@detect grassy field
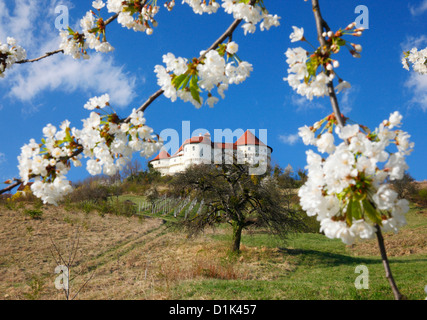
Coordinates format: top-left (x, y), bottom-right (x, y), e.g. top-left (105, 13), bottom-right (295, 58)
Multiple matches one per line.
top-left (0, 197), bottom-right (426, 300)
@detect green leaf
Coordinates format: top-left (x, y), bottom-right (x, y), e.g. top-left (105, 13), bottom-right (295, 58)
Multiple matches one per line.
top-left (345, 198), bottom-right (362, 226)
top-left (306, 59), bottom-right (318, 78)
top-left (180, 75), bottom-right (191, 90)
top-left (88, 27), bottom-right (100, 34)
top-left (172, 74), bottom-right (188, 89)
top-left (351, 199), bottom-right (363, 220)
top-left (336, 38), bottom-right (346, 47)
top-left (362, 200), bottom-right (383, 226)
top-left (190, 76), bottom-right (201, 104)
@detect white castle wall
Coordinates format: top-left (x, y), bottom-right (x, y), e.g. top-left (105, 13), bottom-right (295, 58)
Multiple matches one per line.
top-left (150, 137), bottom-right (271, 176)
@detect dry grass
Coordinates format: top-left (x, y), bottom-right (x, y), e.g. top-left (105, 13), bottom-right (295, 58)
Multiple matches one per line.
top-left (0, 204), bottom-right (165, 300)
top-left (0, 203), bottom-right (294, 300)
top-left (349, 210), bottom-right (427, 257)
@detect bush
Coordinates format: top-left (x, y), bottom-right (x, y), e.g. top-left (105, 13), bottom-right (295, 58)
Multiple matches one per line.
top-left (415, 188), bottom-right (427, 206)
top-left (74, 198), bottom-right (137, 217)
top-left (66, 183), bottom-right (110, 204)
top-left (390, 172), bottom-right (418, 199)
top-left (23, 209), bottom-right (43, 219)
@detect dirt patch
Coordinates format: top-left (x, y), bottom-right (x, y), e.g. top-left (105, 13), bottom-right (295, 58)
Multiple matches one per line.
top-left (350, 225), bottom-right (427, 257)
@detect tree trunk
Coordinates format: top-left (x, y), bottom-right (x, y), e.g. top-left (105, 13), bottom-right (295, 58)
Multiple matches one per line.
top-left (375, 225), bottom-right (404, 300)
top-left (231, 221), bottom-right (244, 253)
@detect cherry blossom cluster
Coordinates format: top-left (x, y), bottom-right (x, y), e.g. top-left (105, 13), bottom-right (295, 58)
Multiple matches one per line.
top-left (17, 94), bottom-right (162, 205)
top-left (221, 0), bottom-right (280, 35)
top-left (182, 0), bottom-right (220, 14)
top-left (402, 47), bottom-right (427, 75)
top-left (284, 23), bottom-right (364, 100)
top-left (60, 0), bottom-right (161, 59)
top-left (0, 37), bottom-right (26, 78)
top-left (298, 111), bottom-right (414, 245)
top-left (60, 2), bottom-right (117, 59)
top-left (181, 0), bottom-right (280, 34)
top-left (155, 41), bottom-right (252, 108)
top-left (18, 120), bottom-right (79, 205)
top-left (106, 0), bottom-right (159, 33)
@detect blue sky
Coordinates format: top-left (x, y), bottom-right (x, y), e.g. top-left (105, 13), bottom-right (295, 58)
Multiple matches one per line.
top-left (1, 0), bottom-right (427, 190)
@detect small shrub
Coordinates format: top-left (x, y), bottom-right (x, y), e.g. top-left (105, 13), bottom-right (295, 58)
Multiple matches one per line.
top-left (23, 209), bottom-right (43, 220)
top-left (390, 172), bottom-right (417, 199)
top-left (415, 188), bottom-right (427, 206)
top-left (77, 201), bottom-right (97, 214)
top-left (109, 199), bottom-right (137, 217)
top-left (24, 276), bottom-right (45, 300)
top-left (67, 184), bottom-right (110, 204)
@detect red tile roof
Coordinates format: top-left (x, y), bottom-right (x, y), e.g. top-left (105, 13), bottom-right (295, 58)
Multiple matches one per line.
top-left (235, 130), bottom-right (266, 147)
top-left (151, 150), bottom-right (171, 161)
top-left (213, 142), bottom-right (237, 150)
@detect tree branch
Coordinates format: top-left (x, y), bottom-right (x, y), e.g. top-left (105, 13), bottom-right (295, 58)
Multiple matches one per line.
top-left (311, 0), bottom-right (345, 128)
top-left (0, 179), bottom-right (22, 195)
top-left (1, 15), bottom-right (246, 196)
top-left (16, 49), bottom-right (64, 64)
top-left (15, 13), bottom-right (119, 65)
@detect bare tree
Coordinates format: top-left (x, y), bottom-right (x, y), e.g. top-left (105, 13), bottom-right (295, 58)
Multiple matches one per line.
top-left (172, 163), bottom-right (306, 252)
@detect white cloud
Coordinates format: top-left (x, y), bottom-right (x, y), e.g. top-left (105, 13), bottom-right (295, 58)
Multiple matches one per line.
top-left (279, 133), bottom-right (300, 146)
top-left (8, 52), bottom-right (137, 108)
top-left (337, 87), bottom-right (357, 115)
top-left (401, 35), bottom-right (427, 52)
top-left (0, 0), bottom-right (138, 109)
top-left (409, 0), bottom-right (427, 16)
top-left (290, 94), bottom-right (325, 112)
top-left (405, 73), bottom-right (427, 111)
top-left (401, 36), bottom-right (427, 111)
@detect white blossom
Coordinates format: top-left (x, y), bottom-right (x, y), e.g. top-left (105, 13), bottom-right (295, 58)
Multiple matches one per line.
top-left (0, 37), bottom-right (27, 77)
top-left (402, 47), bottom-right (427, 75)
top-left (290, 26), bottom-right (304, 42)
top-left (299, 111), bottom-right (413, 244)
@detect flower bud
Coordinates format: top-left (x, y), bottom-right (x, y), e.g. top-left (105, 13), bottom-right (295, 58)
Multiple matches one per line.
top-left (346, 22), bottom-right (356, 30)
top-left (353, 44), bottom-right (362, 52)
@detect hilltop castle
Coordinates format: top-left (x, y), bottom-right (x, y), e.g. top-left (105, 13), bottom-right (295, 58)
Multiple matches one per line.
top-left (149, 130), bottom-right (272, 176)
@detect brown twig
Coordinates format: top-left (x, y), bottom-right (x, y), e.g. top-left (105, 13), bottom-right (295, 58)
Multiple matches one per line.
top-left (16, 49), bottom-right (64, 64)
top-left (15, 13), bottom-right (119, 65)
top-left (0, 179), bottom-right (22, 194)
top-left (311, 0), bottom-right (345, 128)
